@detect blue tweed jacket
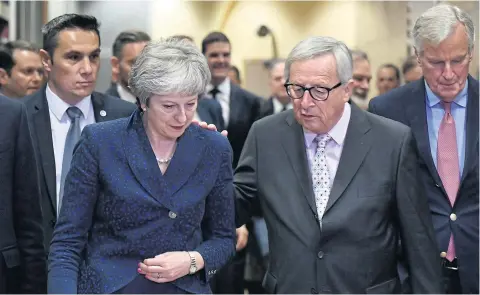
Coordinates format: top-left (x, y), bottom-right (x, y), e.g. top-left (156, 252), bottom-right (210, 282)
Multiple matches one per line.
top-left (48, 109), bottom-right (236, 294)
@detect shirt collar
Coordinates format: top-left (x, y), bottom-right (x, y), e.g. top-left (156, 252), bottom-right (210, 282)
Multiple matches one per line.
top-left (425, 79), bottom-right (468, 108)
top-left (304, 102), bottom-right (351, 148)
top-left (272, 97), bottom-right (293, 113)
top-left (116, 83), bottom-right (137, 104)
top-left (206, 78), bottom-right (230, 96)
top-left (45, 84), bottom-right (92, 121)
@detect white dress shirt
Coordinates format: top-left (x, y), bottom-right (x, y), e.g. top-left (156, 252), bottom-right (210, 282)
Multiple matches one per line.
top-left (272, 97), bottom-right (293, 114)
top-left (206, 78), bottom-right (231, 127)
top-left (117, 83), bottom-right (137, 104)
top-left (304, 102), bottom-right (351, 186)
top-left (45, 85), bottom-right (96, 211)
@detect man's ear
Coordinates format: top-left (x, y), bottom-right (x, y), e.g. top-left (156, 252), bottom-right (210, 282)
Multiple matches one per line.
top-left (111, 56), bottom-right (120, 75)
top-left (0, 68), bottom-right (9, 86)
top-left (39, 49), bottom-right (52, 73)
top-left (342, 79), bottom-right (354, 102)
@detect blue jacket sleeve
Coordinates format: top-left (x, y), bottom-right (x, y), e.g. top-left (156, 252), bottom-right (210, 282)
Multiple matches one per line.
top-left (195, 140), bottom-right (236, 282)
top-left (48, 126), bottom-right (99, 294)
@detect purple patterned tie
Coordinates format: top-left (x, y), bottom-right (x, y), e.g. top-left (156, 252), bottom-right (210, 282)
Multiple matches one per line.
top-left (437, 102), bottom-right (459, 262)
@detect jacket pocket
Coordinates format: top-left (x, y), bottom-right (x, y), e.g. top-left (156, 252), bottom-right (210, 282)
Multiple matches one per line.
top-left (1, 246), bottom-right (21, 268)
top-left (262, 271), bottom-right (277, 293)
top-left (366, 277), bottom-right (399, 294)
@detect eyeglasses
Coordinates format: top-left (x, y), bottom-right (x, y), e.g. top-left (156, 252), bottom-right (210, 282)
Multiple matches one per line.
top-left (284, 82), bottom-right (342, 101)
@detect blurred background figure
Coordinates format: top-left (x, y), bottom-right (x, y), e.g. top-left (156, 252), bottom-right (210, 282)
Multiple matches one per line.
top-left (228, 65), bottom-right (241, 85)
top-left (349, 49), bottom-right (371, 110)
top-left (402, 55), bottom-right (423, 84)
top-left (376, 63), bottom-right (401, 95)
top-left (0, 40), bottom-right (44, 98)
top-left (106, 30), bottom-right (151, 103)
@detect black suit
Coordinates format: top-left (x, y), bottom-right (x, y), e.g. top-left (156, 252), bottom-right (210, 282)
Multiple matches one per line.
top-left (22, 86), bottom-right (136, 253)
top-left (257, 97), bottom-right (275, 120)
top-left (226, 83), bottom-right (262, 168)
top-left (369, 76), bottom-right (479, 294)
top-left (234, 105), bottom-right (443, 293)
top-left (0, 96), bottom-right (46, 293)
top-left (105, 83), bottom-right (120, 98)
top-left (197, 97), bottom-right (225, 131)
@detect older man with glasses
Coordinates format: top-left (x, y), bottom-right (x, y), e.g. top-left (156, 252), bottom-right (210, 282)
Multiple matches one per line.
top-left (231, 36), bottom-right (443, 293)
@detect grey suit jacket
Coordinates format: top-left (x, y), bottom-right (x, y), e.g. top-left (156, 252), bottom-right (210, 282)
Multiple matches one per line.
top-left (234, 105), bottom-right (443, 293)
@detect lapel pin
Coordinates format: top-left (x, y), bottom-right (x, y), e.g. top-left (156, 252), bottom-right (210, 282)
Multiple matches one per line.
top-left (100, 110), bottom-right (107, 117)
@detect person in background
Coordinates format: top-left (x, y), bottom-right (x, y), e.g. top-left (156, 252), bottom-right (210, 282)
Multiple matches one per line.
top-left (48, 38), bottom-right (236, 294)
top-left (349, 49), bottom-right (371, 110)
top-left (402, 55), bottom-right (423, 84)
top-left (376, 63), bottom-right (401, 95)
top-left (22, 14), bottom-right (136, 254)
top-left (228, 65), bottom-right (241, 86)
top-left (0, 40), bottom-right (44, 98)
top-left (0, 95), bottom-right (46, 294)
top-left (369, 4), bottom-right (478, 293)
top-left (106, 30), bottom-right (151, 103)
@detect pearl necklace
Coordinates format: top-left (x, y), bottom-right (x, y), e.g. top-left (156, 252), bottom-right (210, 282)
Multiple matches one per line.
top-left (156, 156), bottom-right (172, 164)
top-left (155, 142), bottom-right (177, 165)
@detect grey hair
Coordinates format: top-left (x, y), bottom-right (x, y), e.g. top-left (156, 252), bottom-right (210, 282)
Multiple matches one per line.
top-left (129, 38), bottom-right (211, 105)
top-left (413, 4), bottom-right (475, 53)
top-left (285, 36), bottom-right (353, 84)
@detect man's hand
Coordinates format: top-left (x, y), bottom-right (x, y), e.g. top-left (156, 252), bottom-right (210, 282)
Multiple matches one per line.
top-left (236, 225), bottom-right (249, 251)
top-left (192, 120), bottom-right (228, 137)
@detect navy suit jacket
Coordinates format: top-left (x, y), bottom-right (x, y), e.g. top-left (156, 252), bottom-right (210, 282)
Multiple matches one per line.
top-left (48, 110), bottom-right (236, 294)
top-left (369, 76), bottom-right (479, 293)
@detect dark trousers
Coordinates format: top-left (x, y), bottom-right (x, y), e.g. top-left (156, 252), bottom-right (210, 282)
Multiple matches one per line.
top-left (442, 258), bottom-right (462, 294)
top-left (210, 249), bottom-right (246, 294)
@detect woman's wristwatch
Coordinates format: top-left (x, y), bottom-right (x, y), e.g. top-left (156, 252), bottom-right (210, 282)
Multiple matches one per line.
top-left (187, 251), bottom-right (197, 274)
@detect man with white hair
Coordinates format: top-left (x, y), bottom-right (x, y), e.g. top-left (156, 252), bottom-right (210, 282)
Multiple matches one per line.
top-left (369, 4), bottom-right (478, 294)
top-left (234, 36), bottom-right (443, 293)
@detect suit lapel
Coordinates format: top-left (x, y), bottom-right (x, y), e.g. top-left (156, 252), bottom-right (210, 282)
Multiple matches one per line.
top-left (324, 105), bottom-right (372, 213)
top-left (163, 125), bottom-right (206, 198)
top-left (31, 88), bottom-right (57, 212)
top-left (122, 110), bottom-right (173, 209)
top-left (91, 92), bottom-right (109, 122)
top-left (461, 76), bottom-right (479, 183)
top-left (122, 111), bottom-right (205, 209)
top-left (404, 80), bottom-right (445, 191)
top-left (281, 112), bottom-right (317, 216)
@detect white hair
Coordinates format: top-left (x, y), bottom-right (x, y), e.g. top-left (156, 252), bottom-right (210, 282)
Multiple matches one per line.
top-left (413, 4), bottom-right (475, 53)
top-left (285, 36), bottom-right (353, 84)
top-left (129, 38), bottom-right (211, 105)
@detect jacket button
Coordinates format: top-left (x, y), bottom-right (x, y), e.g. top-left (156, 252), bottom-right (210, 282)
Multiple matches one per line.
top-left (450, 213), bottom-right (457, 221)
top-left (440, 251), bottom-right (447, 258)
top-left (311, 288), bottom-right (318, 294)
top-left (317, 251), bottom-right (324, 259)
top-left (168, 211), bottom-right (177, 219)
top-left (435, 183), bottom-right (441, 188)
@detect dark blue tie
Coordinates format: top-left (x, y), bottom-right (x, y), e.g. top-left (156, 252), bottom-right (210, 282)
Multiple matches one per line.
top-left (58, 106), bottom-right (82, 215)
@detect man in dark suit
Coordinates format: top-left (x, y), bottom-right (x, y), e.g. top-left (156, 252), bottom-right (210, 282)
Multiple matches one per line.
top-left (234, 36), bottom-right (443, 293)
top-left (105, 30), bottom-right (151, 103)
top-left (0, 95), bottom-right (46, 293)
top-left (22, 14), bottom-right (136, 254)
top-left (369, 4), bottom-right (478, 294)
top-left (258, 59), bottom-right (292, 119)
top-left (201, 31), bottom-right (261, 294)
